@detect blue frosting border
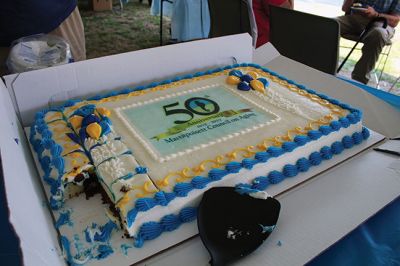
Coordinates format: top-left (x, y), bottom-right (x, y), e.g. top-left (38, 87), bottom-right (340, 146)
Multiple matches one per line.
top-left (133, 207), bottom-right (197, 248)
top-left (30, 110), bottom-right (72, 210)
top-left (132, 127), bottom-right (369, 247)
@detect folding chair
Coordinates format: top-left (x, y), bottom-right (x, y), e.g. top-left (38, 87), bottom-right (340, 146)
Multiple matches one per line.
top-left (207, 0), bottom-right (255, 42)
top-left (158, 0), bottom-right (173, 45)
top-left (269, 6), bottom-right (340, 75)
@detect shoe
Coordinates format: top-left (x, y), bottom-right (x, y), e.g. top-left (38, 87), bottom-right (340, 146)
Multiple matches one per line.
top-left (351, 74), bottom-right (368, 85)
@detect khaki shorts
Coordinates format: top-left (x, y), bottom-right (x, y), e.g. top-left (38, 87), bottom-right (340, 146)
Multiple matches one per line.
top-left (50, 7), bottom-right (86, 62)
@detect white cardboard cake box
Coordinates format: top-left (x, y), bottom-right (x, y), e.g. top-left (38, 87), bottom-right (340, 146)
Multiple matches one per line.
top-left (1, 34), bottom-right (400, 266)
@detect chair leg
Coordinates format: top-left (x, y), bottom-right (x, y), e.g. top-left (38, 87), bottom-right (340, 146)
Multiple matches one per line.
top-left (388, 75), bottom-right (399, 93)
top-left (376, 44), bottom-right (392, 89)
top-left (119, 0), bottom-right (123, 12)
top-left (337, 40), bottom-right (362, 73)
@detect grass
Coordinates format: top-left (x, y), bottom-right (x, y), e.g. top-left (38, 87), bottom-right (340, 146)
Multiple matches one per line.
top-left (80, 1), bottom-right (399, 94)
top-left (80, 1), bottom-right (170, 59)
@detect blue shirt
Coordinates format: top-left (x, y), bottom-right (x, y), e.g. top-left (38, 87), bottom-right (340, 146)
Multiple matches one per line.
top-left (359, 0), bottom-right (400, 14)
top-left (0, 0), bottom-right (77, 46)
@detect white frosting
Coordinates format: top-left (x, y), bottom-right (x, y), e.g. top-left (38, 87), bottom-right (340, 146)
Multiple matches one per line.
top-left (266, 80), bottom-right (330, 120)
top-left (254, 88), bottom-right (312, 120)
top-left (89, 135), bottom-right (159, 206)
top-left (95, 152), bottom-right (159, 205)
top-left (98, 157), bottom-right (127, 181)
top-left (84, 132), bottom-right (120, 150)
top-left (249, 190), bottom-right (271, 200)
top-left (91, 139), bottom-right (129, 166)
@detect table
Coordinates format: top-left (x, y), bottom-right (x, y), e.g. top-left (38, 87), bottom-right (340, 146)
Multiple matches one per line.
top-left (136, 143), bottom-right (400, 265)
top-left (309, 194), bottom-right (400, 265)
top-left (1, 57), bottom-right (398, 264)
top-left (1, 146), bottom-right (399, 265)
top-left (339, 77), bottom-right (400, 111)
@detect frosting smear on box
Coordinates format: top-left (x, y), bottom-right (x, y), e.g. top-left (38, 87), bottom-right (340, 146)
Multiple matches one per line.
top-left (29, 63), bottom-right (369, 264)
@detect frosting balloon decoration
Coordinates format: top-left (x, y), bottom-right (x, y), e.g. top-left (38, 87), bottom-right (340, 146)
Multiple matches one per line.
top-left (67, 105), bottom-right (112, 142)
top-left (197, 186), bottom-right (281, 266)
top-left (226, 70), bottom-right (270, 93)
top-left (86, 122), bottom-right (102, 140)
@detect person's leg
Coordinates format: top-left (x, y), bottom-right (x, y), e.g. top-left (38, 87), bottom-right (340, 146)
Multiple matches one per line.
top-left (50, 7), bottom-right (86, 61)
top-left (352, 25), bottom-right (394, 84)
top-left (337, 14), bottom-right (368, 36)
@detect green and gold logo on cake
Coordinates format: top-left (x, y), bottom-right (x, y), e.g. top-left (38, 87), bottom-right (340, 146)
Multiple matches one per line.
top-left (122, 86), bottom-right (276, 157)
top-left (152, 97), bottom-right (254, 141)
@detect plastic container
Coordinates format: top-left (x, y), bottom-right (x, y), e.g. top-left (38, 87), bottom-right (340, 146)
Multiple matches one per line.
top-left (7, 34), bottom-right (73, 73)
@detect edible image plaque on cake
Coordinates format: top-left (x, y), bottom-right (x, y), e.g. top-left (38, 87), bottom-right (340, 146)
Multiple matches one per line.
top-left (116, 85), bottom-right (278, 162)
